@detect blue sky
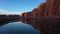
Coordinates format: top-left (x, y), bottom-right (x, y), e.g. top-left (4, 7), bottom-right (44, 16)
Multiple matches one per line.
top-left (0, 0), bottom-right (46, 14)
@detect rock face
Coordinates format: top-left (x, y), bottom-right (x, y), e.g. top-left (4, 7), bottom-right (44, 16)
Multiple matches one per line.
top-left (21, 0), bottom-right (60, 17)
top-left (46, 0), bottom-right (60, 16)
top-left (21, 0), bottom-right (60, 34)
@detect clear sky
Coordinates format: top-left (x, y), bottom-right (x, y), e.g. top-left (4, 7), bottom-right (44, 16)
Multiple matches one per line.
top-left (0, 0), bottom-right (46, 14)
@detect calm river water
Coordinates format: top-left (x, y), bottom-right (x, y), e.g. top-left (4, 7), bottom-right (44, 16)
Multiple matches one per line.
top-left (0, 22), bottom-right (40, 34)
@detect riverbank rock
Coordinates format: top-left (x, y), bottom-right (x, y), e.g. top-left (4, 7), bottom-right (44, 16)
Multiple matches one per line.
top-left (20, 0), bottom-right (60, 34)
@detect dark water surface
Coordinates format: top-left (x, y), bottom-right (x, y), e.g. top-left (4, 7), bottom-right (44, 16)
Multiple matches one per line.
top-left (0, 22), bottom-right (40, 34)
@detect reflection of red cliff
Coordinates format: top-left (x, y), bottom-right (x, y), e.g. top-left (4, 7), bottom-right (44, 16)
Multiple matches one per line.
top-left (21, 0), bottom-right (60, 34)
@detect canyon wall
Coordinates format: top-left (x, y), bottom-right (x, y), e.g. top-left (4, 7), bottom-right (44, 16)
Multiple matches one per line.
top-left (21, 0), bottom-right (60, 17)
top-left (21, 0), bottom-right (60, 34)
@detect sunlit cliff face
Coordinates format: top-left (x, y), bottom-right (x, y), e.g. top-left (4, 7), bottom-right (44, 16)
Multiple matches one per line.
top-left (37, 2), bottom-right (46, 10)
top-left (20, 13), bottom-right (24, 16)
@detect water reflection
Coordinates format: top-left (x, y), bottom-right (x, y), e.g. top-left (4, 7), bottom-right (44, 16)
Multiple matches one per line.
top-left (21, 19), bottom-right (60, 34)
top-left (0, 18), bottom-right (60, 34)
top-left (0, 22), bottom-right (40, 34)
top-left (21, 19), bottom-right (42, 33)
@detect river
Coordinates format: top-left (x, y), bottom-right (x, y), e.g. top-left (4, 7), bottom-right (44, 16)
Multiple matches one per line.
top-left (0, 22), bottom-right (40, 34)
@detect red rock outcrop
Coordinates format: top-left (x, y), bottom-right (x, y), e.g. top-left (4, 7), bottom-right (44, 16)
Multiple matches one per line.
top-left (21, 0), bottom-right (60, 17)
top-left (46, 0), bottom-right (60, 16)
top-left (20, 0), bottom-right (60, 34)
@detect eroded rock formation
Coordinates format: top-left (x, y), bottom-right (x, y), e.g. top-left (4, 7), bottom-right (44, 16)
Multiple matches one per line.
top-left (21, 0), bottom-right (60, 34)
top-left (46, 0), bottom-right (60, 16)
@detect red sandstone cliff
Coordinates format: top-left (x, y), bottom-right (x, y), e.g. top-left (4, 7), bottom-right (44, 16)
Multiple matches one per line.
top-left (46, 0), bottom-right (60, 16)
top-left (20, 0), bottom-right (60, 34)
